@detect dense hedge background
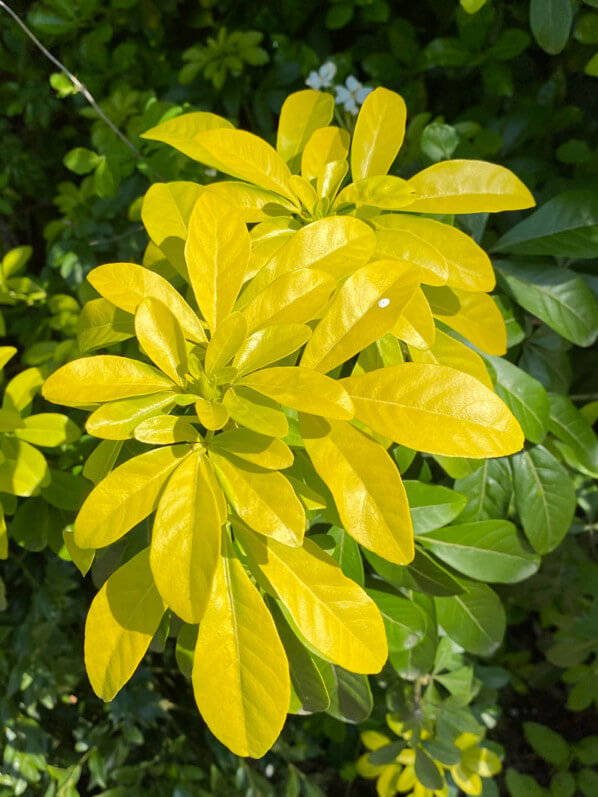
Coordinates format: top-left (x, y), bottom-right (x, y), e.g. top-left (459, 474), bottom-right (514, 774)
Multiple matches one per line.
top-left (1, 0), bottom-right (597, 795)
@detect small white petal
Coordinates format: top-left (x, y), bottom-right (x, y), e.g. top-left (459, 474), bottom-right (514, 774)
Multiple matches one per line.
top-left (334, 86), bottom-right (351, 103)
top-left (345, 98), bottom-right (359, 115)
top-left (320, 61), bottom-right (337, 83)
top-left (356, 86), bottom-right (373, 104)
top-left (345, 75), bottom-right (361, 91)
top-left (378, 298), bottom-right (390, 308)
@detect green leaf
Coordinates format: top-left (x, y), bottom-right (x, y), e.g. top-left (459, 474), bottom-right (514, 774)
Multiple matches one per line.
top-left (419, 520), bottom-right (540, 583)
top-left (530, 0), bottom-right (572, 54)
top-left (547, 393), bottom-right (598, 476)
top-left (63, 148), bottom-right (100, 175)
top-left (455, 458), bottom-right (513, 521)
top-left (511, 445), bottom-right (576, 554)
top-left (495, 260), bottom-right (598, 347)
top-left (506, 769), bottom-right (548, 797)
top-left (366, 587), bottom-right (426, 651)
top-left (415, 748), bottom-right (443, 791)
top-left (484, 355), bottom-right (549, 444)
top-left (78, 299), bottom-right (135, 352)
top-left (322, 664), bottom-right (373, 723)
top-left (420, 123), bottom-right (459, 162)
top-left (523, 722), bottom-right (569, 767)
top-left (494, 191), bottom-right (598, 258)
top-left (312, 527), bottom-right (365, 586)
top-left (404, 480), bottom-right (467, 534)
top-left (365, 546), bottom-right (466, 596)
top-left (579, 768), bottom-right (598, 797)
top-left (575, 736), bottom-right (598, 765)
top-left (435, 580), bottom-right (506, 656)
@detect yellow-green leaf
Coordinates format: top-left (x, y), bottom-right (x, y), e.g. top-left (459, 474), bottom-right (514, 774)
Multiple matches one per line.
top-left (277, 89), bottom-right (335, 163)
top-left (335, 176), bottom-right (416, 211)
top-left (301, 127), bottom-right (350, 181)
top-left (376, 214), bottom-right (494, 292)
top-left (234, 324), bottom-right (311, 376)
top-left (223, 386), bottom-right (289, 438)
top-left (392, 288), bottom-right (436, 350)
top-left (211, 428), bottom-right (293, 470)
top-left (43, 356), bottom-right (175, 407)
top-left (203, 181), bottom-right (297, 223)
top-left (317, 160), bottom-right (348, 201)
top-left (241, 268), bottom-right (336, 332)
top-left (185, 193), bottom-right (250, 331)
top-left (301, 415), bottom-right (413, 564)
top-left (192, 536), bottom-right (290, 758)
top-left (210, 451), bottom-right (305, 546)
top-left (191, 128), bottom-right (297, 202)
top-left (134, 415), bottom-right (201, 444)
top-left (75, 444), bottom-right (192, 548)
top-left (84, 547), bottom-right (165, 701)
top-left (410, 328), bottom-right (493, 389)
top-left (135, 298), bottom-right (188, 386)
top-left (14, 413), bottom-right (80, 447)
top-left (404, 160), bottom-right (536, 214)
top-left (141, 111), bottom-right (234, 164)
top-left (247, 217), bottom-right (376, 298)
top-left (0, 346), bottom-right (17, 370)
top-left (194, 398), bottom-right (229, 431)
top-left (87, 262), bottom-right (207, 343)
top-left (351, 88), bottom-right (407, 181)
top-left (151, 450), bottom-right (221, 623)
top-left (301, 261), bottom-right (418, 373)
top-left (0, 408), bottom-right (24, 432)
top-left (205, 312), bottom-right (247, 375)
top-left (237, 530), bottom-right (387, 673)
top-left (141, 181), bottom-right (204, 276)
top-left (374, 227), bottom-right (448, 287)
top-left (424, 286), bottom-right (507, 355)
top-left (0, 439), bottom-right (49, 497)
top-left (86, 393), bottom-right (176, 440)
top-left (78, 298), bottom-right (135, 352)
top-left (341, 364), bottom-right (524, 457)
top-left (63, 529), bottom-right (94, 575)
top-left (3, 368), bottom-right (43, 413)
top-left (240, 366), bottom-right (354, 419)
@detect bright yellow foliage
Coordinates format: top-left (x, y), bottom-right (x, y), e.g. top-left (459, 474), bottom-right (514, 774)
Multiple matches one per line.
top-left (43, 85), bottom-right (533, 759)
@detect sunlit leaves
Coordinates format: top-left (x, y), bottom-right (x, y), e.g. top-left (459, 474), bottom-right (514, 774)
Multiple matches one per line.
top-left (351, 88), bottom-right (407, 181)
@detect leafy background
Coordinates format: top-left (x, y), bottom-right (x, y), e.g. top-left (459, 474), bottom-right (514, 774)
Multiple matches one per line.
top-left (1, 0), bottom-right (597, 794)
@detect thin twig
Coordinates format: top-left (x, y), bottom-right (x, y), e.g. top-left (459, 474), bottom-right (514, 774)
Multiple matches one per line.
top-left (0, 0), bottom-right (141, 158)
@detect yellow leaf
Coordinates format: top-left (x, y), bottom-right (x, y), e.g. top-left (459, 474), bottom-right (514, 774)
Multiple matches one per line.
top-left (223, 386), bottom-right (289, 438)
top-left (301, 127), bottom-right (350, 181)
top-left (247, 224), bottom-right (296, 280)
top-left (351, 88), bottom-right (407, 181)
top-left (424, 286), bottom-right (507, 355)
top-left (194, 398), bottom-right (229, 431)
top-left (374, 227), bottom-right (448, 287)
top-left (392, 288), bottom-right (436, 350)
top-left (234, 324), bottom-right (312, 376)
top-left (205, 312), bottom-right (247, 375)
top-left (84, 547), bottom-right (165, 701)
top-left (87, 262), bottom-right (207, 343)
top-left (63, 529), bottom-right (94, 575)
top-left (3, 367), bottom-right (43, 414)
top-left (82, 440), bottom-right (122, 485)
top-left (0, 439), bottom-right (49, 497)
top-left (335, 176), bottom-right (416, 211)
top-left (241, 268), bottom-right (336, 332)
top-left (191, 128), bottom-right (298, 202)
top-left (355, 753), bottom-right (385, 779)
top-left (78, 297), bottom-right (135, 352)
top-left (75, 444), bottom-right (192, 548)
top-left (317, 159), bottom-right (348, 201)
top-left (211, 428), bottom-right (293, 469)
top-left (462, 746), bottom-right (502, 777)
top-left (410, 328), bottom-right (493, 389)
top-left (0, 346), bottom-right (17, 370)
top-left (151, 450), bottom-right (221, 623)
top-left (185, 193), bottom-right (250, 331)
top-left (141, 182), bottom-right (204, 277)
top-left (376, 214), bottom-right (494, 292)
top-left (202, 456), bottom-right (228, 525)
top-left (192, 536), bottom-right (290, 758)
top-left (237, 530), bottom-right (387, 673)
top-left (341, 363), bottom-right (524, 457)
top-left (134, 415), bottom-right (201, 444)
top-left (141, 111), bottom-right (234, 164)
top-left (451, 762), bottom-right (482, 796)
top-left (210, 451), bottom-right (305, 546)
top-left (240, 366), bottom-right (354, 419)
top-left (135, 298), bottom-right (188, 386)
top-left (301, 261), bottom-right (419, 373)
top-left (289, 175), bottom-right (317, 215)
top-left (404, 160), bottom-right (535, 214)
top-left (246, 217), bottom-right (376, 298)
top-left (0, 503), bottom-right (7, 559)
top-left (301, 415), bottom-right (413, 564)
top-left (277, 89), bottom-right (335, 162)
top-left (43, 356), bottom-right (175, 407)
top-left (86, 393), bottom-right (176, 440)
top-left (202, 181), bottom-right (297, 223)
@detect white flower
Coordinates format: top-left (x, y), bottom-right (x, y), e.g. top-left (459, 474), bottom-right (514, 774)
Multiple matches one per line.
top-left (334, 75), bottom-right (373, 115)
top-left (305, 60), bottom-right (337, 90)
